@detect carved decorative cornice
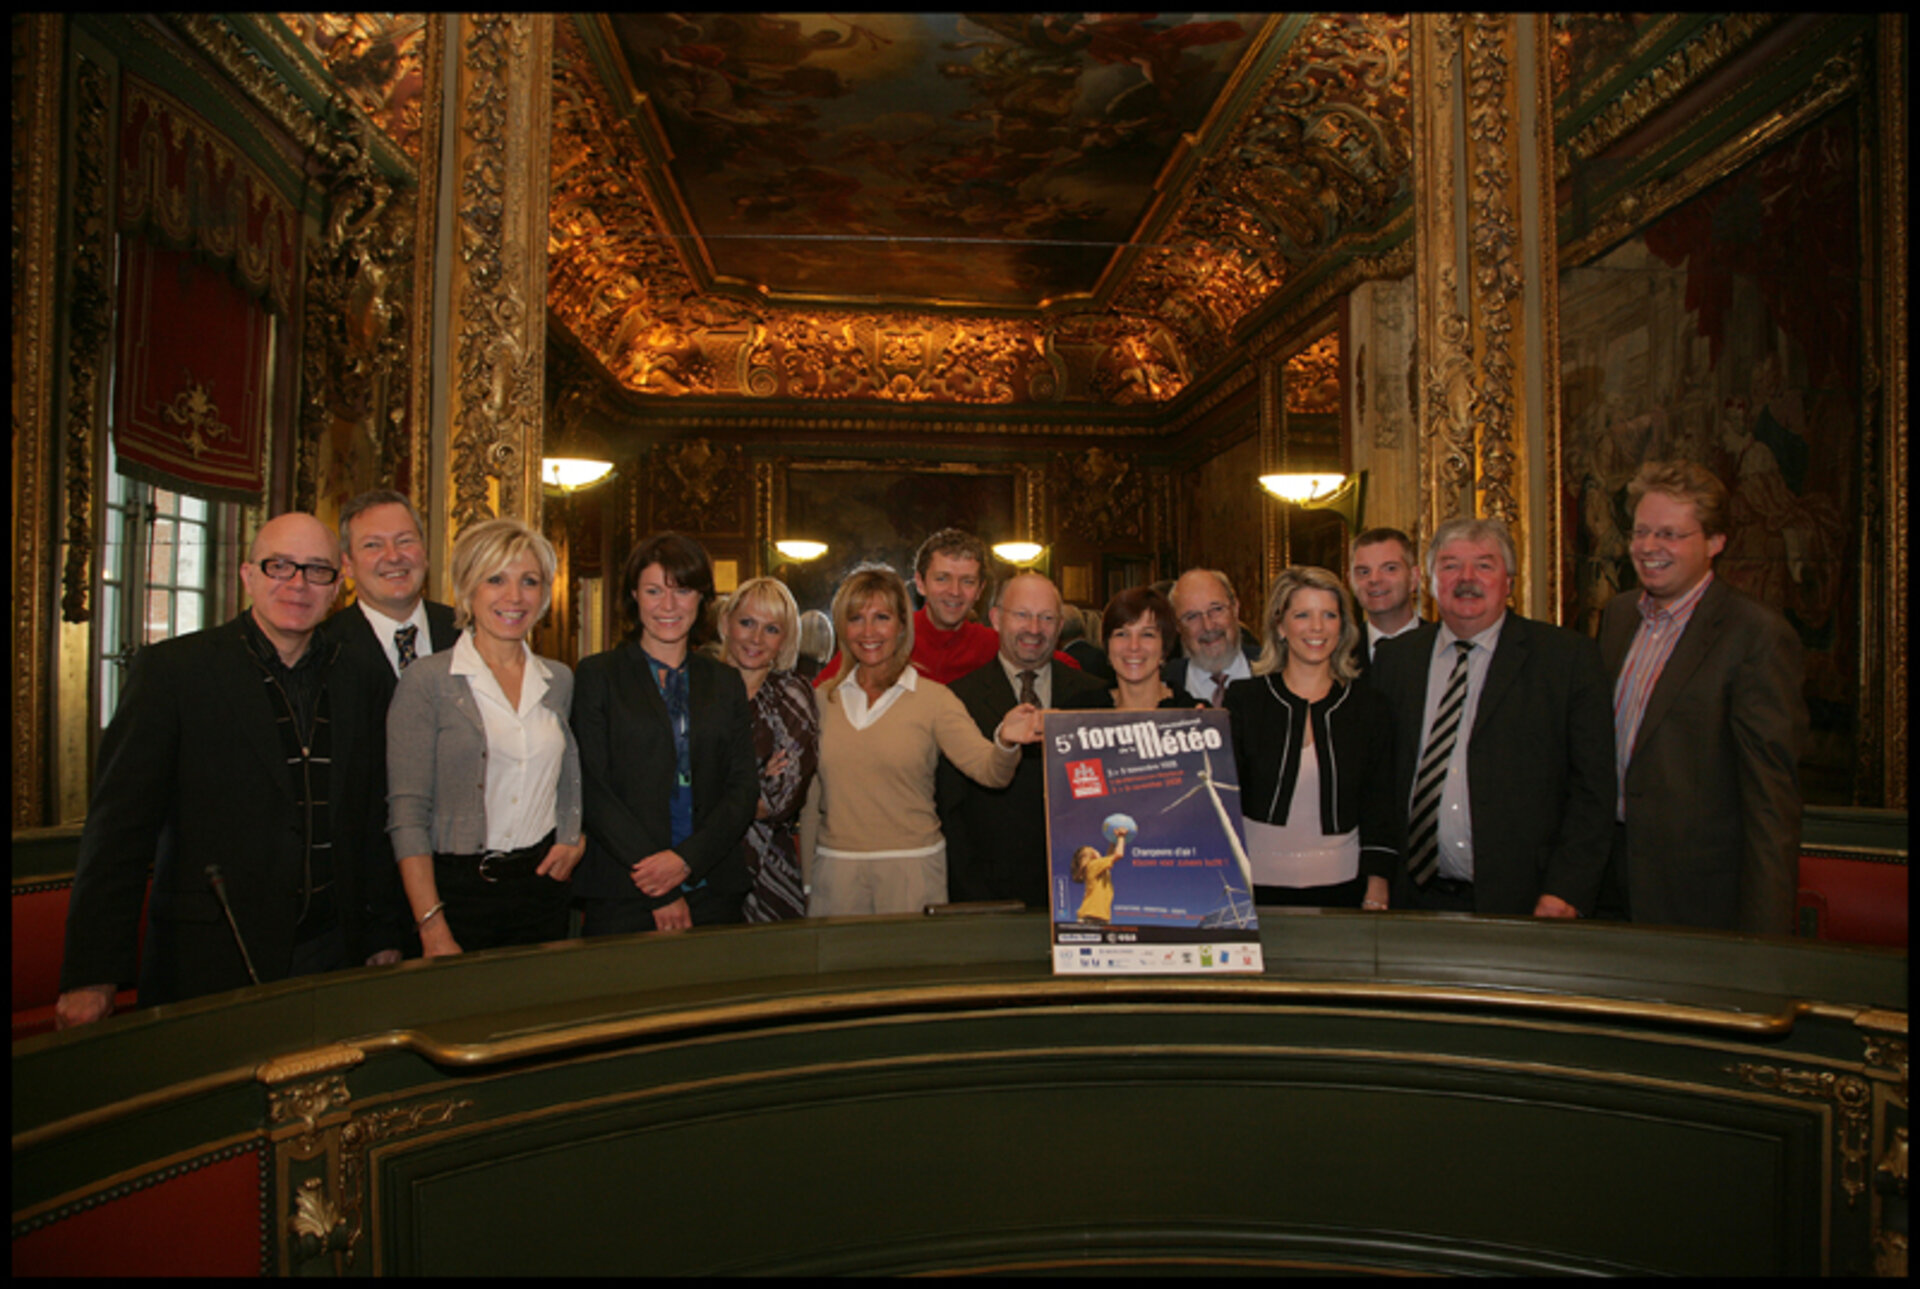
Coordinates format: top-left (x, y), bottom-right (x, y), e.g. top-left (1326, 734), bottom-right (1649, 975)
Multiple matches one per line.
top-left (1562, 40), bottom-right (1866, 271)
top-left (274, 14), bottom-right (430, 164)
top-left (1556, 13), bottom-right (1782, 182)
top-left (165, 13), bottom-right (345, 168)
top-left (1115, 14), bottom-right (1413, 374)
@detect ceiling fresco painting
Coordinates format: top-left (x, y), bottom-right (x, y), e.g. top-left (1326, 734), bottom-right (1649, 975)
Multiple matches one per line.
top-left (547, 12), bottom-right (1414, 411)
top-left (609, 12), bottom-right (1264, 306)
top-left (254, 15), bottom-right (1416, 412)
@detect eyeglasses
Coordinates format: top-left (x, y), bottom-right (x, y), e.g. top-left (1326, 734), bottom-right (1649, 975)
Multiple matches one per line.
top-left (1630, 527), bottom-right (1703, 544)
top-left (256, 557), bottom-right (340, 585)
top-left (1177, 602), bottom-right (1234, 628)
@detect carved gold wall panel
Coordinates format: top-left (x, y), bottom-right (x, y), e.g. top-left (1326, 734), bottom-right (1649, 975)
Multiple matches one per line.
top-left (1412, 13), bottom-right (1560, 619)
top-left (447, 14), bottom-right (551, 534)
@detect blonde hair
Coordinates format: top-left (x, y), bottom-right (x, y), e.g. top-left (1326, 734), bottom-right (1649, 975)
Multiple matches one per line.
top-left (723, 576), bottom-right (802, 672)
top-left (450, 518), bottom-right (557, 631)
top-left (1252, 565), bottom-right (1361, 685)
top-left (1627, 459), bottom-right (1730, 537)
top-left (829, 564), bottom-right (915, 693)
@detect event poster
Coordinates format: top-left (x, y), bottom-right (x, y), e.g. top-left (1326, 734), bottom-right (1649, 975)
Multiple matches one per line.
top-left (1043, 708), bottom-right (1262, 974)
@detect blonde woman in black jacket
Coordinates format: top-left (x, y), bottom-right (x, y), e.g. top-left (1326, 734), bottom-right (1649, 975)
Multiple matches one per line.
top-left (1223, 566), bottom-right (1401, 910)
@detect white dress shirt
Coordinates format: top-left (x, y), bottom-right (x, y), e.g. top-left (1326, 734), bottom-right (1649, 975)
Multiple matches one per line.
top-left (997, 654), bottom-right (1052, 708)
top-left (1416, 613), bottom-right (1507, 881)
top-left (358, 598), bottom-right (434, 677)
top-left (451, 632), bottom-right (565, 853)
top-left (1181, 651), bottom-right (1251, 705)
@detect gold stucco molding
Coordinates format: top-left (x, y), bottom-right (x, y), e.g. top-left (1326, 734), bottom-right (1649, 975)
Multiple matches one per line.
top-left (448, 14), bottom-right (551, 533)
top-left (1412, 14), bottom-right (1557, 616)
top-left (13, 14), bottom-right (65, 829)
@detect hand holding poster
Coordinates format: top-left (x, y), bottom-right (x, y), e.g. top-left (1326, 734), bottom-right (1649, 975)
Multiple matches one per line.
top-left (1045, 708), bottom-right (1262, 974)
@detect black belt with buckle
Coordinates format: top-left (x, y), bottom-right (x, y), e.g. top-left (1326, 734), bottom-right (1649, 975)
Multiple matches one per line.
top-left (438, 830), bottom-right (556, 883)
top-left (1428, 875), bottom-right (1475, 895)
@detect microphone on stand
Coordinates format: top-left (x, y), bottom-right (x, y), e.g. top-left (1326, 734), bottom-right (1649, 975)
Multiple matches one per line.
top-left (206, 864), bottom-right (261, 985)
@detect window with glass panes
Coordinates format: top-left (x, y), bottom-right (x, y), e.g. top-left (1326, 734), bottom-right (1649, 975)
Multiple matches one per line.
top-left (97, 437), bottom-right (217, 727)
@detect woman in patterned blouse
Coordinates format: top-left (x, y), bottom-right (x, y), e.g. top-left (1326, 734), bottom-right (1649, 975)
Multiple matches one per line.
top-left (719, 577), bottom-right (819, 920)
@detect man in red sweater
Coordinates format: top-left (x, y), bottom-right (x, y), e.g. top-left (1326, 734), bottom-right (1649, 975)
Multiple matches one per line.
top-left (814, 528), bottom-right (1000, 686)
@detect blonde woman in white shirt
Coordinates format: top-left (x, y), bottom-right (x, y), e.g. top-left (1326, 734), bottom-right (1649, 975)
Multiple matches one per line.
top-left (387, 519), bottom-right (585, 956)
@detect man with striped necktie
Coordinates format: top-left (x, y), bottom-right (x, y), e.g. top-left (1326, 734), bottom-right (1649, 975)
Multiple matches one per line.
top-left (1369, 517), bottom-right (1615, 917)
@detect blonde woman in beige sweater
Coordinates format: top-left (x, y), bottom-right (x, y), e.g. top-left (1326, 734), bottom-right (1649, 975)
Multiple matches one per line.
top-left (807, 564), bottom-right (1043, 916)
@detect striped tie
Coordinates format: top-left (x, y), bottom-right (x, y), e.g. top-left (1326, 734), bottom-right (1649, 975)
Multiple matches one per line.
top-left (1407, 640), bottom-right (1474, 887)
top-left (394, 623), bottom-right (419, 671)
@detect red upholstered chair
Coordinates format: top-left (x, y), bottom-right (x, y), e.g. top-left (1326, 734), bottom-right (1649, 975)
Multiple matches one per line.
top-left (1796, 851), bottom-right (1908, 947)
top-left (11, 878), bottom-right (145, 1041)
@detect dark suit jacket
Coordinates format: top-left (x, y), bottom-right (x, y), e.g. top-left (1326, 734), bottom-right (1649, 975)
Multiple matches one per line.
top-left (1163, 641), bottom-right (1260, 706)
top-left (1370, 613), bottom-right (1615, 916)
top-left (570, 641), bottom-right (759, 909)
top-left (937, 658), bottom-right (1106, 908)
top-left (1600, 579), bottom-right (1805, 932)
top-left (61, 614), bottom-right (401, 1005)
top-left (322, 598), bottom-right (459, 703)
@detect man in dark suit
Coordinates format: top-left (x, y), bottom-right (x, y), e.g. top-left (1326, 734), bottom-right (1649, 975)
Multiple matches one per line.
top-left (1370, 516), bottom-right (1615, 918)
top-left (939, 572), bottom-right (1105, 908)
top-left (1164, 568), bottom-right (1258, 705)
top-left (58, 512), bottom-right (404, 1027)
top-left (324, 489), bottom-right (458, 694)
top-left (1600, 461), bottom-right (1806, 933)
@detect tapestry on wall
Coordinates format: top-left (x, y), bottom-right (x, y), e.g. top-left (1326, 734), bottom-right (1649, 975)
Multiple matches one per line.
top-left (1559, 108), bottom-right (1861, 804)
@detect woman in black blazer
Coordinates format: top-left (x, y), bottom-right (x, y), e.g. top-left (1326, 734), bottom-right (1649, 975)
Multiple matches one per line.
top-left (571, 533), bottom-right (759, 934)
top-left (1223, 566), bottom-right (1400, 910)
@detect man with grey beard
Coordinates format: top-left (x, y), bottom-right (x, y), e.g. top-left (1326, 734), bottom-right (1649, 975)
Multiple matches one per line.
top-left (1164, 568), bottom-right (1257, 707)
top-left (1368, 517), bottom-right (1614, 919)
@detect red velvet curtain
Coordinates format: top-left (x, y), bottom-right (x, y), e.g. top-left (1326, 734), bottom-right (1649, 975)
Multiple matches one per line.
top-left (111, 75), bottom-right (299, 501)
top-left (112, 237), bottom-right (274, 502)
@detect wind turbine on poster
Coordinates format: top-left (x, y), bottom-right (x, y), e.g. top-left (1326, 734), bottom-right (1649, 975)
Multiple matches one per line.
top-left (1161, 746), bottom-right (1256, 926)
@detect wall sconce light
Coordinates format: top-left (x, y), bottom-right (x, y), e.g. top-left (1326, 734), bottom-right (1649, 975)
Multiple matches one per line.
top-left (772, 539), bottom-right (828, 563)
top-left (1259, 471), bottom-right (1366, 530)
top-left (541, 422), bottom-right (616, 494)
top-left (991, 541), bottom-right (1046, 568)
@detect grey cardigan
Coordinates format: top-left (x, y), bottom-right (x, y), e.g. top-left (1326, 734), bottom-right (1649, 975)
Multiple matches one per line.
top-left (386, 641), bottom-right (585, 860)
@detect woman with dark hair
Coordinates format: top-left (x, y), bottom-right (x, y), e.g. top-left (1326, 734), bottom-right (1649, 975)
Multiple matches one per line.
top-left (1223, 566), bottom-right (1400, 910)
top-left (571, 533), bottom-right (759, 933)
top-left (1058, 585), bottom-right (1206, 711)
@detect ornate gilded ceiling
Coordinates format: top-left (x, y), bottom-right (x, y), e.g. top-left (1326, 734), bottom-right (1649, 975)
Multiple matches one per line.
top-left (548, 13), bottom-right (1413, 410)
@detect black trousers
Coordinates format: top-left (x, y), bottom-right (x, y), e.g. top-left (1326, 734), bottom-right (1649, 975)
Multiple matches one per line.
top-left (432, 836), bottom-right (572, 952)
top-left (576, 883), bottom-right (746, 936)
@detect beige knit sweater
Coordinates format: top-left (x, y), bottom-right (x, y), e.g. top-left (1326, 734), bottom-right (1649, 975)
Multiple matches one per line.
top-left (810, 671), bottom-right (1019, 859)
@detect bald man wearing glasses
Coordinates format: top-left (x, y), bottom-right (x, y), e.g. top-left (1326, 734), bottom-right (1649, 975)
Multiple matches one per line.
top-left (58, 512), bottom-right (405, 1027)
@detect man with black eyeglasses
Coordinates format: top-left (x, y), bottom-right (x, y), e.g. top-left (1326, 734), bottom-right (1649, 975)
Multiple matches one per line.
top-left (58, 512), bottom-right (405, 1027)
